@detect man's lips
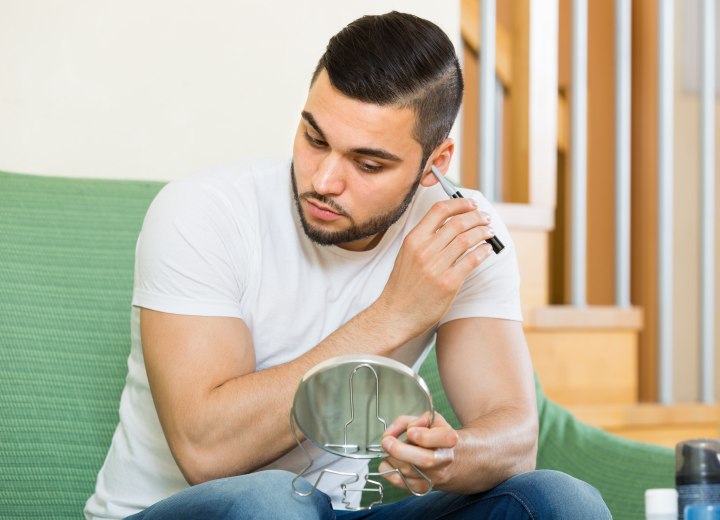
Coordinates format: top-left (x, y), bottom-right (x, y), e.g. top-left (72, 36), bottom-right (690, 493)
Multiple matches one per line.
top-left (305, 198), bottom-right (344, 222)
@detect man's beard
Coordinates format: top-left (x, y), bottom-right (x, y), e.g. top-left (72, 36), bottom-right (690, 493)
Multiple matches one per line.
top-left (291, 163), bottom-right (423, 247)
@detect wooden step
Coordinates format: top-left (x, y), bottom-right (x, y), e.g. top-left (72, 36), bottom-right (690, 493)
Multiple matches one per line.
top-left (523, 305), bottom-right (643, 329)
top-left (524, 306), bottom-right (643, 406)
top-left (567, 403), bottom-right (720, 448)
top-left (497, 203), bottom-right (554, 307)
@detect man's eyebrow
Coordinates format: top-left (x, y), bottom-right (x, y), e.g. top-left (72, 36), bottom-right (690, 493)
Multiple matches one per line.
top-left (301, 111), bottom-right (326, 140)
top-left (350, 147), bottom-right (402, 162)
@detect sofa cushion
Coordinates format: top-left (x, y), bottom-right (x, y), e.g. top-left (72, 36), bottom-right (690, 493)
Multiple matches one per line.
top-left (0, 171), bottom-right (163, 517)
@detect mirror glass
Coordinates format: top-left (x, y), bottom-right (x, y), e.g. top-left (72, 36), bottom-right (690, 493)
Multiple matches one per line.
top-left (292, 354), bottom-right (434, 459)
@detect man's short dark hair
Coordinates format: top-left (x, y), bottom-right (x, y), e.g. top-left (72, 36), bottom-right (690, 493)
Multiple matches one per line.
top-left (311, 11), bottom-right (464, 166)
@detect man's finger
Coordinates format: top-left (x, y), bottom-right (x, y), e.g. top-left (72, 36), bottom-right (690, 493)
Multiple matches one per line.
top-left (378, 459), bottom-right (433, 494)
top-left (412, 198), bottom-right (479, 239)
top-left (406, 424), bottom-right (459, 449)
top-left (381, 435), bottom-right (438, 469)
top-left (383, 415), bottom-right (420, 438)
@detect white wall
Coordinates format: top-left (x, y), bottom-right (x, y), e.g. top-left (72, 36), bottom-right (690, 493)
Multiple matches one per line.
top-left (0, 1), bottom-right (461, 181)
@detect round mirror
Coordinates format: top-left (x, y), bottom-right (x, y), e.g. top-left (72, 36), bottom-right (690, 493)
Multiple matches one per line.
top-left (291, 354), bottom-right (434, 459)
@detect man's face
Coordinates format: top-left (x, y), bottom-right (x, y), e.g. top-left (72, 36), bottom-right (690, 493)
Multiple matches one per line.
top-left (291, 70), bottom-right (426, 252)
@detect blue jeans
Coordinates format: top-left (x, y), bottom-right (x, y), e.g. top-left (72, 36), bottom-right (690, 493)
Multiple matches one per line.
top-left (125, 469), bottom-right (612, 519)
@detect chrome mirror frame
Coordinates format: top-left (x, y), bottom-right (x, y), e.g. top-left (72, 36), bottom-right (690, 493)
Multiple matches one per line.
top-left (290, 354), bottom-right (435, 510)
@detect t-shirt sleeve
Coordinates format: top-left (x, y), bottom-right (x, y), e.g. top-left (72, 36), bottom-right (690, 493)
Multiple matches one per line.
top-left (132, 179), bottom-right (250, 319)
top-left (439, 200), bottom-right (523, 325)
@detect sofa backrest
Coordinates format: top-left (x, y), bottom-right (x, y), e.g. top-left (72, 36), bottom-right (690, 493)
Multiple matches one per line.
top-left (0, 171), bottom-right (164, 517)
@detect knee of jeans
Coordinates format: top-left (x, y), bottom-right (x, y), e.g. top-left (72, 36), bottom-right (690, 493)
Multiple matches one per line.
top-left (251, 469), bottom-right (304, 489)
top-left (274, 470), bottom-right (333, 507)
top-left (502, 470), bottom-right (612, 519)
top-left (216, 470), bottom-right (331, 514)
top-left (250, 470), bottom-right (326, 501)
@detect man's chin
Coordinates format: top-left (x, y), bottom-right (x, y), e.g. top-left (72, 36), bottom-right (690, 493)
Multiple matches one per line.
top-left (301, 224), bottom-right (356, 247)
top-left (300, 218), bottom-right (378, 247)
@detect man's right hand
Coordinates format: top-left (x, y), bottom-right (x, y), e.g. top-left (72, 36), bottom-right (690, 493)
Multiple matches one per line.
top-left (375, 197), bottom-right (495, 339)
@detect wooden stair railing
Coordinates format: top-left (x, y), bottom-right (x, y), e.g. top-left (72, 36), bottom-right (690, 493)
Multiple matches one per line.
top-left (458, 0), bottom-right (720, 450)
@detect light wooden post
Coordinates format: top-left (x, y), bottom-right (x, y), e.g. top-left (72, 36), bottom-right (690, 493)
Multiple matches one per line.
top-left (509, 0), bottom-right (559, 207)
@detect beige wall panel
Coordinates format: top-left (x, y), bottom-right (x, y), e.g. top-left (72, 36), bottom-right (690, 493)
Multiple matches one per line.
top-left (526, 330), bottom-right (638, 405)
top-left (569, 402), bottom-right (720, 447)
top-left (513, 230), bottom-right (549, 307)
top-left (602, 426), bottom-right (720, 448)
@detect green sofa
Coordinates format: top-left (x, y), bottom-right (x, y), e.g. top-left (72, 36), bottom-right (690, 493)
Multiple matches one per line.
top-left (0, 170), bottom-right (674, 519)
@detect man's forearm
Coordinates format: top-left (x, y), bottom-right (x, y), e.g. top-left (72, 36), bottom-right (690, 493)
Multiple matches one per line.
top-left (446, 407), bottom-right (538, 494)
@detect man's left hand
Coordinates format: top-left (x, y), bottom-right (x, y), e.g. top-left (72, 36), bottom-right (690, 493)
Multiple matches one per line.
top-left (378, 411), bottom-right (459, 494)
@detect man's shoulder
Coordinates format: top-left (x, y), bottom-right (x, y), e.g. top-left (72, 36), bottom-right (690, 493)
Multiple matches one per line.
top-left (151, 157), bottom-right (290, 211)
top-left (176, 156), bottom-right (290, 193)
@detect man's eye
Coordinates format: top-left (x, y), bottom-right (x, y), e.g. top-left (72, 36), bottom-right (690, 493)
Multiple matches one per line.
top-left (358, 162), bottom-right (382, 173)
top-left (304, 132), bottom-right (327, 148)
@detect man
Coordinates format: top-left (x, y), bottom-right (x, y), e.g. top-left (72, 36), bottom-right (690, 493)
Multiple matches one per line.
top-left (85, 12), bottom-right (611, 519)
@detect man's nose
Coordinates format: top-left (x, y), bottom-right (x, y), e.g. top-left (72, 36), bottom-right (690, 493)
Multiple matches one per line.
top-left (313, 154), bottom-right (346, 195)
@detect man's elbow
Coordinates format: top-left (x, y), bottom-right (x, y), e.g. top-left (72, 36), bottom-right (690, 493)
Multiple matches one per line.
top-left (172, 441), bottom-right (222, 486)
top-left (170, 434), bottom-right (263, 486)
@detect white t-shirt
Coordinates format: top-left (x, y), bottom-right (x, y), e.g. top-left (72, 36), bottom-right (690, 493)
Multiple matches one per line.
top-left (84, 157), bottom-right (522, 519)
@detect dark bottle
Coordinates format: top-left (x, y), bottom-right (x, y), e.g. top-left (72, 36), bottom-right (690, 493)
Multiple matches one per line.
top-left (676, 439), bottom-right (720, 520)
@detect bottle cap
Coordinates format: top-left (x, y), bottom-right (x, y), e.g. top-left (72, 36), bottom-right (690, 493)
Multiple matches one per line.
top-left (676, 439), bottom-right (720, 486)
top-left (646, 488), bottom-right (678, 515)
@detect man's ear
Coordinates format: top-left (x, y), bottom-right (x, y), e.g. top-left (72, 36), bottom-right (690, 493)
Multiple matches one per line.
top-left (420, 138), bottom-right (455, 187)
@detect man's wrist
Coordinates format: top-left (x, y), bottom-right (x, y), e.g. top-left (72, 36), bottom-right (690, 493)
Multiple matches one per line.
top-left (363, 298), bottom-right (423, 351)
